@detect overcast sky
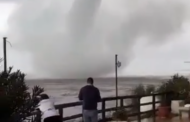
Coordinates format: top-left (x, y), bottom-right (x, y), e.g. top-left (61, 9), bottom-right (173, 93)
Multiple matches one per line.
top-left (0, 0), bottom-right (190, 78)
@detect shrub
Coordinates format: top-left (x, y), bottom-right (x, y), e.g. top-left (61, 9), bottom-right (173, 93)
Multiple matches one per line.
top-left (125, 84), bottom-right (156, 114)
top-left (132, 84), bottom-right (156, 96)
top-left (145, 85), bottom-right (155, 95)
top-left (132, 84), bottom-right (146, 96)
top-left (112, 109), bottom-right (128, 121)
top-left (157, 74), bottom-right (190, 100)
top-left (0, 67), bottom-right (44, 122)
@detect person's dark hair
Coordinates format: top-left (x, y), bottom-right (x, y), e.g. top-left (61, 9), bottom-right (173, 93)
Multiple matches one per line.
top-left (40, 94), bottom-right (49, 100)
top-left (87, 77), bottom-right (94, 84)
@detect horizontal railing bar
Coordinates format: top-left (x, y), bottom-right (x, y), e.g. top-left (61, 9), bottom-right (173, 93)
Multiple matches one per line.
top-left (140, 110), bottom-right (154, 115)
top-left (98, 107), bottom-right (117, 113)
top-left (30, 92), bottom-right (170, 122)
top-left (55, 92), bottom-right (167, 108)
top-left (61, 109), bottom-right (155, 121)
top-left (127, 109), bottom-right (153, 117)
top-left (61, 101), bottom-right (160, 118)
top-left (141, 102), bottom-right (153, 106)
top-left (55, 101), bottom-right (82, 109)
top-left (62, 113), bottom-right (82, 121)
top-left (62, 107), bottom-right (118, 121)
top-left (61, 101), bottom-right (162, 121)
top-left (123, 104), bottom-right (136, 108)
top-left (98, 109), bottom-right (158, 122)
top-left (155, 101), bottom-right (161, 104)
top-left (102, 92), bottom-right (164, 101)
top-left (55, 100), bottom-right (162, 110)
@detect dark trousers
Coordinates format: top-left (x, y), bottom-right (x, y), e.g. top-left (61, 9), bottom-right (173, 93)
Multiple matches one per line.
top-left (44, 115), bottom-right (62, 122)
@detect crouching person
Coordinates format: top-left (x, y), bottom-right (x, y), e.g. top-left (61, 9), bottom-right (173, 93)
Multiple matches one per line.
top-left (37, 94), bottom-right (62, 122)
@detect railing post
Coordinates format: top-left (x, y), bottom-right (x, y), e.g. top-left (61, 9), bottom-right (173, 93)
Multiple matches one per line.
top-left (152, 94), bottom-right (156, 122)
top-left (82, 109), bottom-right (84, 122)
top-left (120, 98), bottom-right (124, 108)
top-left (102, 99), bottom-right (106, 120)
top-left (137, 96), bottom-right (141, 122)
top-left (3, 37), bottom-right (7, 72)
top-left (36, 111), bottom-right (41, 122)
top-left (59, 108), bottom-right (63, 119)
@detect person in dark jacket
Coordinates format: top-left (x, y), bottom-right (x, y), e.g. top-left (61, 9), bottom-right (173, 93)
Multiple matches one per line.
top-left (78, 77), bottom-right (101, 122)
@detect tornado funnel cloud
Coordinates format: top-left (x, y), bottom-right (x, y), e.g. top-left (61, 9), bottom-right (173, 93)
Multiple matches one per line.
top-left (68, 0), bottom-right (101, 42)
top-left (7, 0), bottom-right (190, 78)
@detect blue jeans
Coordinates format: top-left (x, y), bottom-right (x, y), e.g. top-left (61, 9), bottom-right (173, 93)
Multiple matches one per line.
top-left (83, 110), bottom-right (98, 122)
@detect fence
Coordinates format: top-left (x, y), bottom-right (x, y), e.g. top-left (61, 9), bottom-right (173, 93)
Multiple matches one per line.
top-left (31, 92), bottom-right (170, 122)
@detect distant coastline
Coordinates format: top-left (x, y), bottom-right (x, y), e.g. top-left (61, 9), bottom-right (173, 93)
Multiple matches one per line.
top-left (25, 76), bottom-right (168, 82)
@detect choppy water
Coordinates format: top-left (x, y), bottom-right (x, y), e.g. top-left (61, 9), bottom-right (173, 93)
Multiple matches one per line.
top-left (26, 78), bottom-right (163, 117)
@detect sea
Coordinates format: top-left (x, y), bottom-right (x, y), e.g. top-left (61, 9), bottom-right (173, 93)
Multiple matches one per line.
top-left (26, 77), bottom-right (165, 118)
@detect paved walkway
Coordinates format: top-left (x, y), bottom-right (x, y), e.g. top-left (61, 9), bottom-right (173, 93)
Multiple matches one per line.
top-left (130, 116), bottom-right (189, 122)
top-left (156, 117), bottom-right (189, 122)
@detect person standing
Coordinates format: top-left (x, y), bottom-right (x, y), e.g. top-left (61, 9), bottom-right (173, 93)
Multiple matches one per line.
top-left (78, 77), bottom-right (101, 122)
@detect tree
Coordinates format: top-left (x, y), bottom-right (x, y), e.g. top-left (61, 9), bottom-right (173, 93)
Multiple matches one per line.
top-left (0, 67), bottom-right (44, 122)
